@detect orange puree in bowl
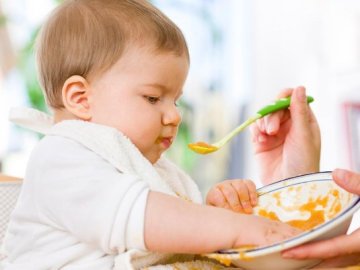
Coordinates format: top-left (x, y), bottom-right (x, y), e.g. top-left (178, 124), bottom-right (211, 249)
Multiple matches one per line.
top-left (258, 189), bottom-right (342, 231)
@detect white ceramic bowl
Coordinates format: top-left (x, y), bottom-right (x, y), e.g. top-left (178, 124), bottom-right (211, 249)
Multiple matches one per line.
top-left (204, 171), bottom-right (360, 270)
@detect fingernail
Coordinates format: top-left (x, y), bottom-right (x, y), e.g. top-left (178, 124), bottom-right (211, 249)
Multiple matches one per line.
top-left (242, 201), bottom-right (250, 207)
top-left (333, 169), bottom-right (350, 187)
top-left (242, 201), bottom-right (252, 212)
top-left (266, 122), bottom-right (276, 134)
top-left (335, 169), bottom-right (348, 183)
top-left (296, 87), bottom-right (306, 102)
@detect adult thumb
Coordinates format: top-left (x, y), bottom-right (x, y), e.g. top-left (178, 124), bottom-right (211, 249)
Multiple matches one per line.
top-left (289, 86), bottom-right (310, 131)
top-left (332, 168), bottom-right (360, 194)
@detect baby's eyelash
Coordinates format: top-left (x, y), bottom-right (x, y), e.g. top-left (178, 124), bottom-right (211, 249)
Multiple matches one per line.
top-left (145, 96), bottom-right (160, 104)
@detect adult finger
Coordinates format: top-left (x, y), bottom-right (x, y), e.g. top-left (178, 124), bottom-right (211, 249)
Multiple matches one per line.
top-left (333, 169), bottom-right (360, 194)
top-left (256, 118), bottom-right (266, 133)
top-left (289, 86), bottom-right (311, 132)
top-left (312, 253), bottom-right (360, 268)
top-left (276, 88), bottom-right (294, 99)
top-left (282, 232), bottom-right (360, 259)
top-left (263, 111), bottom-right (282, 135)
top-left (250, 122), bottom-right (262, 143)
top-left (262, 87), bottom-right (293, 136)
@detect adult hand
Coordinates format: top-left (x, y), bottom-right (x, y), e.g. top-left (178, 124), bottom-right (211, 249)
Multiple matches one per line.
top-left (251, 86), bottom-right (321, 184)
top-left (282, 169), bottom-right (360, 267)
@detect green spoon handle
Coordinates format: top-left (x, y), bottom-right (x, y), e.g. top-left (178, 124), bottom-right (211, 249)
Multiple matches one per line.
top-left (256, 96), bottom-right (314, 117)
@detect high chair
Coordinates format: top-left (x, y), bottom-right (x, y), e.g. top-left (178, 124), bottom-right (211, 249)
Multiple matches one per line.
top-left (0, 174), bottom-right (22, 261)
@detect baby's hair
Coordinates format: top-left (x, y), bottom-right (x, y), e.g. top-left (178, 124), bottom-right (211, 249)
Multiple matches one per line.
top-left (36, 0), bottom-right (189, 109)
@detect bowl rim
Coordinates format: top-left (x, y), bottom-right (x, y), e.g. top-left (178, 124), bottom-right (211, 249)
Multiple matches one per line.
top-left (213, 171), bottom-right (360, 258)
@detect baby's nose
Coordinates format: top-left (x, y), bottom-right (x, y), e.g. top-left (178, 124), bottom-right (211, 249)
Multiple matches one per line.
top-left (162, 106), bottom-right (181, 126)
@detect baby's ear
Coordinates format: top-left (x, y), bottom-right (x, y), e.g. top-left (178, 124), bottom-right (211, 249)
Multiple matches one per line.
top-left (62, 75), bottom-right (92, 120)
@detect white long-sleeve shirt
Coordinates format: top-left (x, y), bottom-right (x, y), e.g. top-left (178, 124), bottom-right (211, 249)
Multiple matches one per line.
top-left (3, 135), bottom-right (149, 269)
top-left (2, 119), bottom-right (202, 270)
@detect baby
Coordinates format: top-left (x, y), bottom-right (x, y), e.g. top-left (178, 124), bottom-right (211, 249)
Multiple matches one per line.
top-left (2, 0), bottom-right (300, 269)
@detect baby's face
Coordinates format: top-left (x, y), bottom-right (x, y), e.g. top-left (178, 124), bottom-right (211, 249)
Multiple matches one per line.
top-left (88, 46), bottom-right (189, 163)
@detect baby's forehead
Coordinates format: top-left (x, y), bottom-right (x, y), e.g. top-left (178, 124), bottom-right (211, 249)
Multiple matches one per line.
top-left (102, 46), bottom-right (189, 75)
top-left (88, 47), bottom-right (188, 97)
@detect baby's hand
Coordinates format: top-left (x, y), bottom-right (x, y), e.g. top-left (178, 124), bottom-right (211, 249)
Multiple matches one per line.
top-left (234, 214), bottom-right (303, 248)
top-left (206, 179), bottom-right (257, 214)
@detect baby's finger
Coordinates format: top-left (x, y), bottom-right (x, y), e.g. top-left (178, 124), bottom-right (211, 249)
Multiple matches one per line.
top-left (206, 187), bottom-right (229, 209)
top-left (218, 184), bottom-right (243, 213)
top-left (230, 181), bottom-right (253, 214)
top-left (243, 180), bottom-right (257, 206)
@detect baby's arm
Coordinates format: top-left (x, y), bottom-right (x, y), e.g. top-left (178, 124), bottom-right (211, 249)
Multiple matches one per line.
top-left (206, 179), bottom-right (257, 214)
top-left (144, 191), bottom-right (300, 254)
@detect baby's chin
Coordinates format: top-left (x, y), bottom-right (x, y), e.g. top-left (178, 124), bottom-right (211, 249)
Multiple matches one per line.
top-left (142, 151), bottom-right (162, 164)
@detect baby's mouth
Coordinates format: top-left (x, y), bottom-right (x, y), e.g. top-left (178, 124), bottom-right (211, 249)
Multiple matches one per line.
top-left (157, 137), bottom-right (173, 149)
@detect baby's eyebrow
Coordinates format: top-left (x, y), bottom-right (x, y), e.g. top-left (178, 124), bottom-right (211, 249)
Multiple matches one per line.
top-left (143, 83), bottom-right (168, 91)
top-left (143, 83), bottom-right (183, 97)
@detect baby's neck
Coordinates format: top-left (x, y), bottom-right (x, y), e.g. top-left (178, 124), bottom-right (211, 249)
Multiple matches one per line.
top-left (53, 109), bottom-right (79, 123)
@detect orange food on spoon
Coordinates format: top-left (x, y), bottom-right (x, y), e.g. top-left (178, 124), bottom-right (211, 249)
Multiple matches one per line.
top-left (188, 141), bottom-right (218, 154)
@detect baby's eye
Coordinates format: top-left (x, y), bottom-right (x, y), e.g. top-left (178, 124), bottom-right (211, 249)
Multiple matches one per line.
top-left (145, 96), bottom-right (160, 104)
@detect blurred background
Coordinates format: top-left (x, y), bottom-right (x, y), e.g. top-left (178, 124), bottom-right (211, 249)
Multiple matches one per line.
top-left (1, 0), bottom-right (360, 200)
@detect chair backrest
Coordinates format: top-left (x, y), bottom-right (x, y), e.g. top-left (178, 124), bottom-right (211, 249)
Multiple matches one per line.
top-left (0, 175), bottom-right (22, 260)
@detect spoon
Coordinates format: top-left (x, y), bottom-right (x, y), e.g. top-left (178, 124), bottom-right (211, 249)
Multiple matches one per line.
top-left (188, 96), bottom-right (314, 154)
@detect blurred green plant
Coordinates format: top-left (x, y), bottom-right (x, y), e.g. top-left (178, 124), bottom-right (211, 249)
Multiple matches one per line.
top-left (0, 15), bottom-right (6, 26)
top-left (165, 100), bottom-right (196, 172)
top-left (17, 0), bottom-right (64, 112)
top-left (18, 28), bottom-right (47, 112)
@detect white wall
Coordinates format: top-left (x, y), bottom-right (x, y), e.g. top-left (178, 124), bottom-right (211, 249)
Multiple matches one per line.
top-left (243, 0), bottom-right (360, 184)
